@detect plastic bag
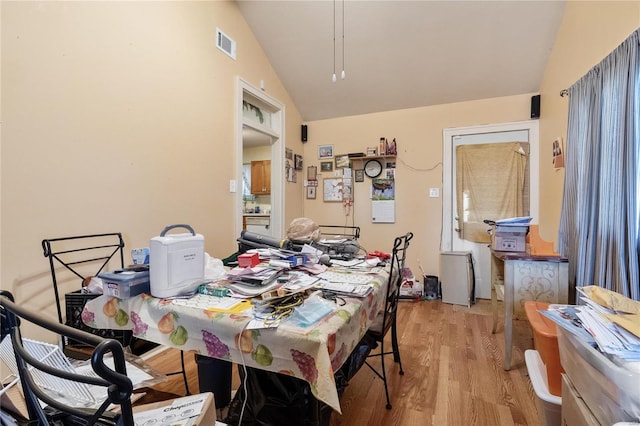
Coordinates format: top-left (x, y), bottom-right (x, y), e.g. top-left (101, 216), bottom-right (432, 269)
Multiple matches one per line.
top-left (204, 253), bottom-right (226, 280)
top-left (282, 294), bottom-right (335, 329)
top-left (224, 367), bottom-right (327, 426)
top-left (286, 218), bottom-right (320, 242)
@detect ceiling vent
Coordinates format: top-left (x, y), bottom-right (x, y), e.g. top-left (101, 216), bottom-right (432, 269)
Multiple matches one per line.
top-left (216, 28), bottom-right (236, 60)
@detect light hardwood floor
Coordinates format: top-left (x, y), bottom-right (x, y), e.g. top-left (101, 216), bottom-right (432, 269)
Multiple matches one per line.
top-left (145, 299), bottom-right (541, 425)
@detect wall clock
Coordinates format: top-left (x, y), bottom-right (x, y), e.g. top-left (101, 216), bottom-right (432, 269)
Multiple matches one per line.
top-left (364, 159), bottom-right (382, 178)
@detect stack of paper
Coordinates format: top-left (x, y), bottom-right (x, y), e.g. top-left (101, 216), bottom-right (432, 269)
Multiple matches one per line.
top-left (495, 216), bottom-right (532, 225)
top-left (541, 286), bottom-right (640, 362)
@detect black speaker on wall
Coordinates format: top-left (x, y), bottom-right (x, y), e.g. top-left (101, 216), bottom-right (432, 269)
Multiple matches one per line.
top-left (531, 95), bottom-right (541, 119)
top-left (301, 124), bottom-right (308, 142)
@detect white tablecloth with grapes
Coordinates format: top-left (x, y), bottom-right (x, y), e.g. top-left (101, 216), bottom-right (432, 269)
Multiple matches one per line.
top-left (82, 269), bottom-right (388, 413)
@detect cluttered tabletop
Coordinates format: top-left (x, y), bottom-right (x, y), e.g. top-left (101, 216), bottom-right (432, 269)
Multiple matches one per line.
top-left (82, 242), bottom-right (392, 413)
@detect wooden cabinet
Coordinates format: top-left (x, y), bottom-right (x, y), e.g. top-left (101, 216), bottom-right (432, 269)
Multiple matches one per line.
top-left (251, 160), bottom-right (270, 195)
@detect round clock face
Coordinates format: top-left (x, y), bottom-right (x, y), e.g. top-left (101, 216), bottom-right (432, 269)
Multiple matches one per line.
top-left (364, 159), bottom-right (382, 178)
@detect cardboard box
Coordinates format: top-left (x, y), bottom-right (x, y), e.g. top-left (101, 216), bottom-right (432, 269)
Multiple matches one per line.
top-left (98, 269), bottom-right (150, 299)
top-left (0, 381), bottom-right (29, 421)
top-left (133, 392), bottom-right (216, 425)
top-left (238, 252), bottom-right (260, 268)
top-left (491, 225), bottom-right (527, 252)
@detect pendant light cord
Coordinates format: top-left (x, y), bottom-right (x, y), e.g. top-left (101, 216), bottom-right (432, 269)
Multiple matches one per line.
top-left (341, 0), bottom-right (345, 79)
top-left (332, 0), bottom-right (337, 82)
top-left (332, 0), bottom-right (345, 82)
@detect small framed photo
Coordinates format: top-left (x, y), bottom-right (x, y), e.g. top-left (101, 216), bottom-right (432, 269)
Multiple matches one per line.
top-left (307, 166), bottom-right (317, 181)
top-left (354, 169), bottom-right (364, 182)
top-left (335, 154), bottom-right (350, 169)
top-left (295, 154), bottom-right (303, 170)
top-left (306, 186), bottom-right (317, 199)
top-left (320, 161), bottom-right (333, 172)
top-left (285, 148), bottom-right (293, 160)
top-left (318, 144), bottom-right (333, 159)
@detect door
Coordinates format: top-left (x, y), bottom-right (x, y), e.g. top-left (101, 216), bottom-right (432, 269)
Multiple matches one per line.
top-left (236, 78), bottom-right (284, 240)
top-left (442, 121), bottom-right (539, 299)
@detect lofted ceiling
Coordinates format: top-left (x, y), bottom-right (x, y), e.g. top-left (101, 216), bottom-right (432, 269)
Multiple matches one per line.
top-left (236, 0), bottom-right (566, 123)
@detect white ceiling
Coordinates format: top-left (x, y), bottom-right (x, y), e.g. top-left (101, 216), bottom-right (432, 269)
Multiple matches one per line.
top-left (236, 0), bottom-right (566, 122)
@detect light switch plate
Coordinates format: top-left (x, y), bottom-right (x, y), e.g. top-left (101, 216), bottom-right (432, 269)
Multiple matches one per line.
top-left (429, 188), bottom-right (439, 198)
top-left (229, 180), bottom-right (237, 193)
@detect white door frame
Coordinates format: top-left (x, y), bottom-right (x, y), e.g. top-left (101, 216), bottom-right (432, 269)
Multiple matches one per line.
top-left (441, 120), bottom-right (539, 252)
top-left (235, 77), bottom-right (285, 239)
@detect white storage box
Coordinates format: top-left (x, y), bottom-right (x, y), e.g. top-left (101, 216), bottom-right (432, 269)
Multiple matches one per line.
top-left (525, 350), bottom-right (561, 426)
top-left (150, 224), bottom-right (205, 298)
top-left (557, 326), bottom-right (640, 424)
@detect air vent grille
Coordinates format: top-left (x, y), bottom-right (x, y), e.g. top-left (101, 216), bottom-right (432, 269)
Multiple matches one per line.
top-left (216, 28), bottom-right (236, 60)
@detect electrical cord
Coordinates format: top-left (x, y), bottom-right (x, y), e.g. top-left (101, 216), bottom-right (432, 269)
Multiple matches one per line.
top-left (236, 320), bottom-right (251, 425)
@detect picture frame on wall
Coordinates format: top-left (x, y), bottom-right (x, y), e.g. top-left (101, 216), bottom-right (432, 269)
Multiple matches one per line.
top-left (354, 169), bottom-right (364, 182)
top-left (307, 166), bottom-right (317, 181)
top-left (295, 154), bottom-right (303, 170)
top-left (306, 186), bottom-right (316, 199)
top-left (318, 144), bottom-right (334, 159)
top-left (323, 178), bottom-right (343, 202)
top-left (334, 155), bottom-right (350, 169)
top-left (320, 161), bottom-right (333, 172)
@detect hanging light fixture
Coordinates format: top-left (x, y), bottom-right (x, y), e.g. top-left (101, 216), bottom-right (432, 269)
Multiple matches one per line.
top-left (332, 0), bottom-right (345, 83)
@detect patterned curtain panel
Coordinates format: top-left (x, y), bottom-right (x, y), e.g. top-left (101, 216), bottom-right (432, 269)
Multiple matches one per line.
top-left (558, 29), bottom-right (640, 301)
top-left (456, 142), bottom-right (527, 243)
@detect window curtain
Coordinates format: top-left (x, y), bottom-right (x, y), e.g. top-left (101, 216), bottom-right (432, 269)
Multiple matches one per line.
top-left (456, 142), bottom-right (527, 242)
top-left (558, 29), bottom-right (640, 301)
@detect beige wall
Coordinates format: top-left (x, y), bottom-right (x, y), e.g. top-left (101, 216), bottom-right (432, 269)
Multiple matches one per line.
top-left (302, 1), bottom-right (639, 281)
top-left (1, 1), bottom-right (303, 327)
top-left (302, 94), bottom-right (534, 277)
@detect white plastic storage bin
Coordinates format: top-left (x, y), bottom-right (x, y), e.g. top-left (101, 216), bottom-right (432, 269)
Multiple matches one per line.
top-left (525, 350), bottom-right (562, 426)
top-left (439, 251), bottom-right (474, 307)
top-left (557, 326), bottom-right (640, 424)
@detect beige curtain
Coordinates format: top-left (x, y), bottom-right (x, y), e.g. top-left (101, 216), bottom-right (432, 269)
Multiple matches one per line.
top-left (456, 142), bottom-right (527, 242)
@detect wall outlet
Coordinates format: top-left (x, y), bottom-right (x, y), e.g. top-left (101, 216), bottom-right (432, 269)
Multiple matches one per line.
top-left (429, 188), bottom-right (439, 198)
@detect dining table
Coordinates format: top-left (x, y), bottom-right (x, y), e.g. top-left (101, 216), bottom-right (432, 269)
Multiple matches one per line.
top-left (82, 266), bottom-right (389, 415)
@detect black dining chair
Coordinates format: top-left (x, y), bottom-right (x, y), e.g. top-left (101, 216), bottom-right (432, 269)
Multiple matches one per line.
top-left (364, 231), bottom-right (413, 409)
top-left (0, 290), bottom-right (136, 425)
top-left (42, 233), bottom-right (190, 395)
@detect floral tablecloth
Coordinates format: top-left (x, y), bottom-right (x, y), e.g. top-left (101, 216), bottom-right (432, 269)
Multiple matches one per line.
top-left (82, 269), bottom-right (388, 413)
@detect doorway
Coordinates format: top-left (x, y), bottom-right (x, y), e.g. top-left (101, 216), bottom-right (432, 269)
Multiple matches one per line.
top-left (236, 78), bottom-right (284, 240)
top-left (442, 120), bottom-right (539, 299)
